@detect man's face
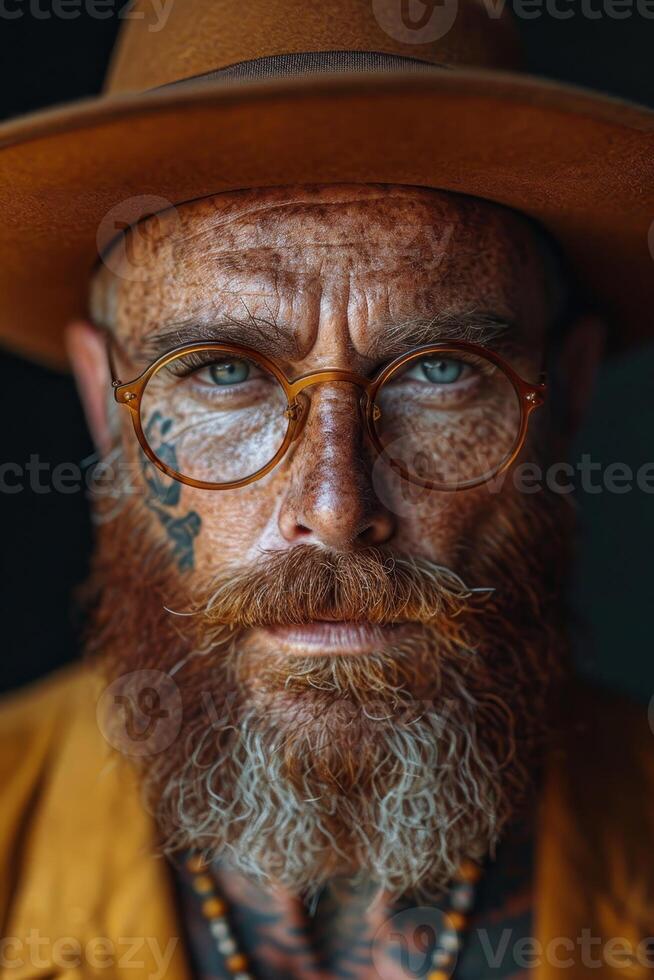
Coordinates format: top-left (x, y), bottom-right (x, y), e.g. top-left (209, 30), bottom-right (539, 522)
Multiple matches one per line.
top-left (96, 184), bottom-right (554, 571)
top-left (86, 185), bottom-right (570, 898)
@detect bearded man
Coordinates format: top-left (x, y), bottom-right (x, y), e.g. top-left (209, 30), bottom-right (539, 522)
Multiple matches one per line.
top-left (1, 1), bottom-right (653, 979)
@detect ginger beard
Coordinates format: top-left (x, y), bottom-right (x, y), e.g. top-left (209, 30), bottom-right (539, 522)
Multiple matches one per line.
top-left (87, 456), bottom-right (572, 901)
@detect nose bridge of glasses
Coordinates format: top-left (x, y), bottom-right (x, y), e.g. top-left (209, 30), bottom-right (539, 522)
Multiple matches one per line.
top-left (285, 372), bottom-right (373, 442)
top-left (287, 369), bottom-right (371, 398)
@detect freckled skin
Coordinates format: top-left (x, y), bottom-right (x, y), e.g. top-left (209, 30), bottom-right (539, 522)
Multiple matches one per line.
top-left (93, 184), bottom-right (556, 979)
top-left (96, 184), bottom-right (551, 573)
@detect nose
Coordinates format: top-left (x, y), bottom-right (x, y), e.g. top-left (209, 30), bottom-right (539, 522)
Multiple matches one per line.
top-left (278, 382), bottom-right (395, 550)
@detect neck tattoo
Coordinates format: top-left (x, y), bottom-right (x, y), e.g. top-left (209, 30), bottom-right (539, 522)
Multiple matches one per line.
top-left (182, 851), bottom-right (482, 980)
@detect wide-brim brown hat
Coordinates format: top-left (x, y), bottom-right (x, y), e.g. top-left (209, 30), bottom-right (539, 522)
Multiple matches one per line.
top-left (1, 0), bottom-right (653, 369)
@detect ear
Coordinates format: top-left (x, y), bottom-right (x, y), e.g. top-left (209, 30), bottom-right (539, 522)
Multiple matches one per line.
top-left (65, 320), bottom-right (113, 457)
top-left (554, 314), bottom-right (606, 436)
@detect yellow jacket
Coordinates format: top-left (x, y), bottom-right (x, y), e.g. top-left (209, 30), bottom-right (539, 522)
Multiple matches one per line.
top-left (0, 663), bottom-right (653, 979)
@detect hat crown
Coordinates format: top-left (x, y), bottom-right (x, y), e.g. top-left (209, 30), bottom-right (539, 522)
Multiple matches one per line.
top-left (106, 0), bottom-right (523, 94)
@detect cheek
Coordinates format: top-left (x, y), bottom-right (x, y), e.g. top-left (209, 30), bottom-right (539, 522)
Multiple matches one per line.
top-left (116, 408), bottom-right (286, 573)
top-left (184, 477), bottom-right (285, 570)
top-left (394, 494), bottom-right (486, 565)
top-left (381, 459), bottom-right (506, 568)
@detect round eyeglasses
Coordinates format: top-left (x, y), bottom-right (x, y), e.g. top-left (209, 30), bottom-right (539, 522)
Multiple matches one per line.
top-left (110, 340), bottom-right (546, 492)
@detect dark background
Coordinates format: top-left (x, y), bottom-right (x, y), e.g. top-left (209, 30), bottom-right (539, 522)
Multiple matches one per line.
top-left (0, 5), bottom-right (653, 699)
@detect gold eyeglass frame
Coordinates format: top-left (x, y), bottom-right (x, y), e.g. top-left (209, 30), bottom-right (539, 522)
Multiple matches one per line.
top-left (109, 339), bottom-right (547, 492)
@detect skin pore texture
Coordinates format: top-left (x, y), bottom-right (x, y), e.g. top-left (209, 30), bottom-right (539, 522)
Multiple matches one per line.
top-left (72, 184), bottom-right (581, 980)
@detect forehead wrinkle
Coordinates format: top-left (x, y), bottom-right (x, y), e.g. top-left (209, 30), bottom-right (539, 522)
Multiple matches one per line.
top-left (95, 262), bottom-right (526, 367)
top-left (92, 187), bottom-right (554, 369)
top-left (191, 187), bottom-right (441, 231)
top-left (202, 189), bottom-right (408, 222)
top-left (170, 195), bottom-right (458, 264)
top-left (168, 198), bottom-right (411, 258)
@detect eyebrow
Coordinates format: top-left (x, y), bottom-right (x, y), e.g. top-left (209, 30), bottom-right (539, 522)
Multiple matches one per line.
top-left (135, 311), bottom-right (302, 363)
top-left (366, 310), bottom-right (518, 358)
top-left (127, 309), bottom-right (518, 366)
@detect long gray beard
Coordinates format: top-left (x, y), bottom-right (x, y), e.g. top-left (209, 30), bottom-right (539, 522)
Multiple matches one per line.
top-left (144, 641), bottom-right (534, 901)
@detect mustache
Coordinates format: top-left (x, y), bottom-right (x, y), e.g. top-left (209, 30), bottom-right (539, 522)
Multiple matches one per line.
top-left (165, 545), bottom-right (492, 628)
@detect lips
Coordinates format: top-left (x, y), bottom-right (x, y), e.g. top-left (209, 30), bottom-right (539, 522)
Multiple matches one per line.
top-left (260, 621), bottom-right (401, 654)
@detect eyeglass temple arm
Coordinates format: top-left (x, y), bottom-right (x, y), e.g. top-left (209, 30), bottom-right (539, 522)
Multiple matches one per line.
top-left (93, 320), bottom-right (129, 387)
top-left (536, 310), bottom-right (586, 387)
top-left (536, 337), bottom-right (551, 387)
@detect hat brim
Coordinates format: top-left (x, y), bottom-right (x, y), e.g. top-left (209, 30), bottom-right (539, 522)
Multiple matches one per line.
top-left (1, 68), bottom-right (652, 369)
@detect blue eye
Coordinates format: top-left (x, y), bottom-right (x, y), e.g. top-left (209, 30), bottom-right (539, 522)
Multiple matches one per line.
top-left (208, 359), bottom-right (250, 386)
top-left (418, 358), bottom-right (464, 384)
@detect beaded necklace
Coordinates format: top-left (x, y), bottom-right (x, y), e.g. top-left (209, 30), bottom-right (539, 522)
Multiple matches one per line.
top-left (184, 852), bottom-right (481, 980)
